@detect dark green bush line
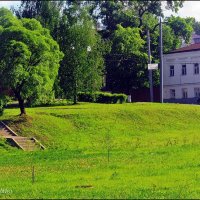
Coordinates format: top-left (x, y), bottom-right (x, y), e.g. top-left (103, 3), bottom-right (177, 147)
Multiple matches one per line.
top-left (78, 92), bottom-right (127, 104)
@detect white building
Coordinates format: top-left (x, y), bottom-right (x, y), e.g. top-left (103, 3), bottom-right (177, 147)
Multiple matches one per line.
top-left (163, 43), bottom-right (200, 104)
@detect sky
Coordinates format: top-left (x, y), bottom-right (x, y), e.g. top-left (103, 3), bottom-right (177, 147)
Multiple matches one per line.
top-left (0, 1), bottom-right (20, 9)
top-left (163, 1), bottom-right (200, 21)
top-left (1, 1), bottom-right (200, 21)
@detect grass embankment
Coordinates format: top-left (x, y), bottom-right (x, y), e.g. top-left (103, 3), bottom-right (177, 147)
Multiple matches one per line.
top-left (1, 103), bottom-right (200, 198)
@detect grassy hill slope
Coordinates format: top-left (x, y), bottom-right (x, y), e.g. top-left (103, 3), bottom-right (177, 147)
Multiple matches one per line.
top-left (1, 103), bottom-right (200, 198)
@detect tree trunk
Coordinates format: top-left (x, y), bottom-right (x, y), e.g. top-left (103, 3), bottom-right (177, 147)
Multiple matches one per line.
top-left (14, 91), bottom-right (26, 115)
top-left (73, 94), bottom-right (77, 105)
top-left (73, 79), bottom-right (77, 104)
top-left (18, 98), bottom-right (26, 115)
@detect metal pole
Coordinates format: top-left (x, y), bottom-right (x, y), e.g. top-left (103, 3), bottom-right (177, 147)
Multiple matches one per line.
top-left (147, 29), bottom-right (153, 102)
top-left (159, 17), bottom-right (163, 103)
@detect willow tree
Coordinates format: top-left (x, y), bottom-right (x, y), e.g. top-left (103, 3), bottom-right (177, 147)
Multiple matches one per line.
top-left (0, 8), bottom-right (63, 115)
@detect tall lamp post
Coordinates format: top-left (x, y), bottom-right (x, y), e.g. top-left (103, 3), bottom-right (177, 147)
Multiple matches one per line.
top-left (159, 17), bottom-right (163, 103)
top-left (147, 29), bottom-right (153, 102)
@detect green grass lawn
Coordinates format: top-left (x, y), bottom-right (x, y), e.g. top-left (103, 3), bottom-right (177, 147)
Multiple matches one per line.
top-left (1, 102), bottom-right (200, 198)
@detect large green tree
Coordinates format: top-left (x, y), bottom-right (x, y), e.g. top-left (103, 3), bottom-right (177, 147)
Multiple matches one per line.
top-left (0, 8), bottom-right (63, 115)
top-left (106, 25), bottom-right (148, 93)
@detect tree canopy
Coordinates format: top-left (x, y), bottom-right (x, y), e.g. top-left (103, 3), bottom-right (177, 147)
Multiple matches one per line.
top-left (0, 8), bottom-right (63, 115)
top-left (59, 7), bottom-right (105, 104)
top-left (11, 0), bottom-right (196, 100)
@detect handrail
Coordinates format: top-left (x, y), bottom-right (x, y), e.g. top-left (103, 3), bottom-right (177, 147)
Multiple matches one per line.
top-left (31, 137), bottom-right (46, 150)
top-left (1, 121), bottom-right (18, 136)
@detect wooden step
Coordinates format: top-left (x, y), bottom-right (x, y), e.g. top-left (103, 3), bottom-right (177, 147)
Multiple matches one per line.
top-left (0, 121), bottom-right (45, 151)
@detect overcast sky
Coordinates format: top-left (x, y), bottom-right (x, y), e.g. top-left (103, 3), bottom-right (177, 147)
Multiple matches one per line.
top-left (0, 1), bottom-right (19, 9)
top-left (1, 1), bottom-right (200, 21)
top-left (164, 1), bottom-right (200, 21)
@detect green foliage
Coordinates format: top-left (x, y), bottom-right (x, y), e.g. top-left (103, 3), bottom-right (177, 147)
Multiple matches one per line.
top-left (87, 0), bottom-right (188, 92)
top-left (106, 24), bottom-right (148, 93)
top-left (113, 25), bottom-right (145, 56)
top-left (78, 92), bottom-right (96, 102)
top-left (0, 8), bottom-right (64, 114)
top-left (27, 99), bottom-right (69, 108)
top-left (167, 16), bottom-right (193, 44)
top-left (0, 99), bottom-right (4, 116)
top-left (13, 1), bottom-right (64, 39)
top-left (95, 92), bottom-right (127, 104)
top-left (59, 7), bottom-right (104, 103)
top-left (78, 92), bottom-right (127, 104)
top-left (13, 1), bottom-right (190, 96)
top-left (0, 95), bottom-right (11, 116)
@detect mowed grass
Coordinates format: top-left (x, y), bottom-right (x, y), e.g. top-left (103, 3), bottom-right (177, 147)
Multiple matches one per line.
top-left (1, 103), bottom-right (200, 198)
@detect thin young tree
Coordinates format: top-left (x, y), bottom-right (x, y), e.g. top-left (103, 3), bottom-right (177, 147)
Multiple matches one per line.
top-left (59, 7), bottom-right (104, 104)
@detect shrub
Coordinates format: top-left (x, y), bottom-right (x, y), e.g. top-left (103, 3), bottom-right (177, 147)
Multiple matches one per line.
top-left (78, 92), bottom-right (127, 104)
top-left (0, 95), bottom-right (11, 116)
top-left (95, 92), bottom-right (113, 103)
top-left (0, 100), bottom-right (4, 116)
top-left (78, 92), bottom-right (96, 102)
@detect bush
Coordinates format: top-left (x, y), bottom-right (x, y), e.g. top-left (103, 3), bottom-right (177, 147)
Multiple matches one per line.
top-left (0, 95), bottom-right (11, 116)
top-left (78, 92), bottom-right (127, 104)
top-left (78, 92), bottom-right (96, 102)
top-left (0, 100), bottom-right (4, 116)
top-left (26, 91), bottom-right (55, 107)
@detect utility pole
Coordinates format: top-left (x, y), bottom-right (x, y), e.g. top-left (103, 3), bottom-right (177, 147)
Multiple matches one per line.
top-left (159, 17), bottom-right (163, 103)
top-left (147, 29), bottom-right (153, 102)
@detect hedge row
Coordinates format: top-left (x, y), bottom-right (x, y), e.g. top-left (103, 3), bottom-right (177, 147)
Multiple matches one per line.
top-left (78, 92), bottom-right (127, 104)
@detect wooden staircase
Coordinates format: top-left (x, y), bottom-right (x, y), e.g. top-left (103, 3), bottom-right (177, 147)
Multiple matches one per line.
top-left (0, 121), bottom-right (45, 151)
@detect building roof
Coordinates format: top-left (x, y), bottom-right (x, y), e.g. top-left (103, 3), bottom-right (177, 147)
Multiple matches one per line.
top-left (167, 43), bottom-right (200, 54)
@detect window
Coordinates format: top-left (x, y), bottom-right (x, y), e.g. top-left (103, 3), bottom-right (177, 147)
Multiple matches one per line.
top-left (194, 88), bottom-right (200, 97)
top-left (194, 63), bottom-right (199, 74)
top-left (182, 88), bottom-right (188, 98)
top-left (182, 65), bottom-right (187, 75)
top-left (170, 89), bottom-right (176, 99)
top-left (170, 65), bottom-right (174, 76)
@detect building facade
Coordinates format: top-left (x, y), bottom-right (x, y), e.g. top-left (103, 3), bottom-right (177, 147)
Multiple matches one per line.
top-left (163, 43), bottom-right (200, 104)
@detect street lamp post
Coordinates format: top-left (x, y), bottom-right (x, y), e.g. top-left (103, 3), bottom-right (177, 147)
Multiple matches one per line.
top-left (147, 29), bottom-right (153, 102)
top-left (159, 17), bottom-right (163, 103)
